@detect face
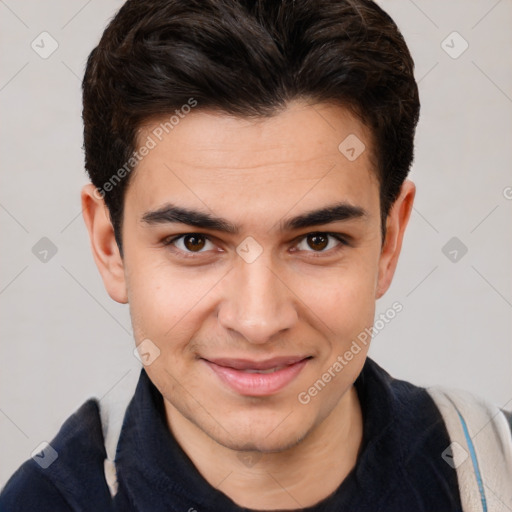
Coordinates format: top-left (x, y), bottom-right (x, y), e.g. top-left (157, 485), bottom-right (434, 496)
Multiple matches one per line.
top-left (83, 100), bottom-right (414, 453)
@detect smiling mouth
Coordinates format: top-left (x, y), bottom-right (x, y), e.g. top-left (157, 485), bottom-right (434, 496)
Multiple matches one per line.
top-left (241, 366), bottom-right (287, 374)
top-left (201, 356), bottom-right (312, 396)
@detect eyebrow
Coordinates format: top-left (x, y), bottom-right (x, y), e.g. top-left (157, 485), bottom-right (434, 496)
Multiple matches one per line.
top-left (141, 202), bottom-right (367, 234)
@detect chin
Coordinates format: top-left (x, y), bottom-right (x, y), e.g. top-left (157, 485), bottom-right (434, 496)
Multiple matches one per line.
top-left (211, 415), bottom-right (312, 454)
top-left (219, 435), bottom-right (305, 454)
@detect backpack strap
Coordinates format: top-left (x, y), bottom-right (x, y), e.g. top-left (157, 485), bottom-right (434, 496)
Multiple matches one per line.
top-left (427, 386), bottom-right (512, 512)
top-left (98, 368), bottom-right (141, 498)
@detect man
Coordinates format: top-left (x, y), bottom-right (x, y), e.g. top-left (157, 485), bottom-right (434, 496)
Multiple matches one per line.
top-left (1, 0), bottom-right (511, 510)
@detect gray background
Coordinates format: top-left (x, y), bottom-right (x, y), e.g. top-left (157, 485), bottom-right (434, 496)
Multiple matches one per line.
top-left (0, 0), bottom-right (511, 487)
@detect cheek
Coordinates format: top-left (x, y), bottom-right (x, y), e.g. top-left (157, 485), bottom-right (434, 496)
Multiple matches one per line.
top-left (293, 257), bottom-right (378, 337)
top-left (125, 257), bottom-right (179, 342)
top-left (126, 256), bottom-right (222, 343)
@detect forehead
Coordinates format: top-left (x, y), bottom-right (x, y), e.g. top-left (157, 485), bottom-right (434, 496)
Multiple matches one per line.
top-left (126, 100), bottom-right (379, 222)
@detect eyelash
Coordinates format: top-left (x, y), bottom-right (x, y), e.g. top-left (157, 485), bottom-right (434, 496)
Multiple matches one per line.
top-left (162, 232), bottom-right (349, 260)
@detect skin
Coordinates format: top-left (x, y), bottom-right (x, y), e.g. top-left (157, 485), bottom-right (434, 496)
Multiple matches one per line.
top-left (82, 99), bottom-right (415, 510)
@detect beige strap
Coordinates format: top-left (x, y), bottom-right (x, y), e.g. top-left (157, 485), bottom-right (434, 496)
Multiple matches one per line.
top-left (428, 386), bottom-right (512, 512)
top-left (98, 368), bottom-right (140, 497)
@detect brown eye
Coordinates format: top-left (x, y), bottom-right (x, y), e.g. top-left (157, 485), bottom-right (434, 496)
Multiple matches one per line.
top-left (306, 233), bottom-right (329, 251)
top-left (163, 233), bottom-right (216, 257)
top-left (294, 232), bottom-right (347, 256)
top-left (183, 234), bottom-right (206, 252)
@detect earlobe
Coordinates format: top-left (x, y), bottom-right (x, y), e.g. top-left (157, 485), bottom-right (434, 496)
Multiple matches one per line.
top-left (81, 183), bottom-right (128, 304)
top-left (375, 180), bottom-right (416, 299)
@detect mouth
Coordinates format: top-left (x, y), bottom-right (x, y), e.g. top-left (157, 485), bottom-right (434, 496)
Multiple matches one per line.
top-left (201, 355), bottom-right (312, 396)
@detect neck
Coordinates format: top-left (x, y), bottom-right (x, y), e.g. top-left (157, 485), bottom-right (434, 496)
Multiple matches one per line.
top-left (165, 386), bottom-right (363, 510)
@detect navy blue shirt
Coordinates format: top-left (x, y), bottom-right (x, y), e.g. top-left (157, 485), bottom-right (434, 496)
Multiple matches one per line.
top-left (0, 358), bottom-right (463, 511)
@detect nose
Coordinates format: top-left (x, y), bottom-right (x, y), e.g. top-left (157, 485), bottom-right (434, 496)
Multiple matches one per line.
top-left (217, 253), bottom-right (298, 344)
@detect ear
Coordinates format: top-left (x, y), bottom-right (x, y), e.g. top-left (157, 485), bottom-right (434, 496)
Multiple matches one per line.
top-left (81, 183), bottom-right (128, 304)
top-left (376, 179), bottom-right (416, 299)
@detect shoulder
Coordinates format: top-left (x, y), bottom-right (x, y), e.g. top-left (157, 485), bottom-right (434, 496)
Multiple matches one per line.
top-left (425, 384), bottom-right (512, 453)
top-left (0, 461), bottom-right (72, 512)
top-left (354, 358), bottom-right (464, 509)
top-left (357, 358), bottom-right (460, 476)
top-left (0, 398), bottom-right (112, 511)
top-left (425, 385), bottom-right (512, 510)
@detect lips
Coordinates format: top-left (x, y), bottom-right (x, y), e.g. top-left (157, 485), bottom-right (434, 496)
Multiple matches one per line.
top-left (206, 356), bottom-right (309, 371)
top-left (202, 356), bottom-right (311, 396)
